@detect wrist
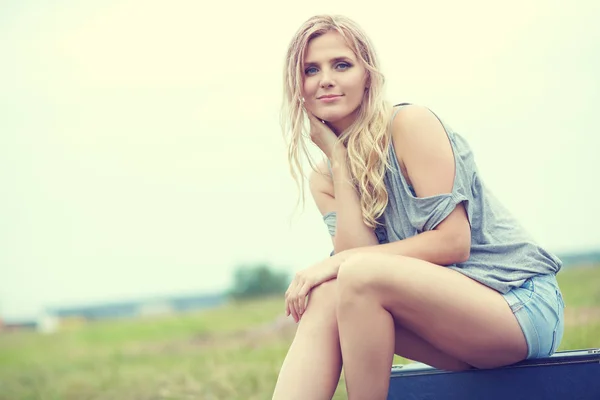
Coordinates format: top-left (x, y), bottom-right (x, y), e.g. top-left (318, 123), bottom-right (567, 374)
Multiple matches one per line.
top-left (329, 146), bottom-right (348, 167)
top-left (332, 248), bottom-right (355, 266)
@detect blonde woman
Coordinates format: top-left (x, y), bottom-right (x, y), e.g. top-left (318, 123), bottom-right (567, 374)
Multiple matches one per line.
top-left (273, 14), bottom-right (564, 400)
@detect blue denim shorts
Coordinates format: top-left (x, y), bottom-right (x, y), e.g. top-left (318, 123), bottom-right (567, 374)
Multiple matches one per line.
top-left (501, 273), bottom-right (565, 359)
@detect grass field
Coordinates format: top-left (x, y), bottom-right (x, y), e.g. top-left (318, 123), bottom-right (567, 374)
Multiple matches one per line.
top-left (1, 266), bottom-right (598, 400)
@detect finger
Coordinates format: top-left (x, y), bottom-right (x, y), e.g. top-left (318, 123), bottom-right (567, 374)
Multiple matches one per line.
top-left (307, 113), bottom-right (326, 129)
top-left (287, 288), bottom-right (299, 322)
top-left (285, 298), bottom-right (290, 317)
top-left (293, 283), bottom-right (305, 320)
top-left (285, 281), bottom-right (298, 317)
top-left (284, 287), bottom-right (290, 315)
top-left (285, 283), bottom-right (294, 315)
top-left (290, 297), bottom-right (299, 323)
top-left (296, 282), bottom-right (311, 317)
top-left (311, 113), bottom-right (327, 125)
top-left (290, 279), bottom-right (305, 320)
top-left (285, 279), bottom-right (299, 299)
top-left (285, 280), bottom-right (295, 297)
top-left (292, 295), bottom-right (300, 322)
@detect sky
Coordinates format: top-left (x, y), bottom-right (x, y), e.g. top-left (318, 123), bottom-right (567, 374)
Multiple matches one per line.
top-left (1, 0), bottom-right (599, 321)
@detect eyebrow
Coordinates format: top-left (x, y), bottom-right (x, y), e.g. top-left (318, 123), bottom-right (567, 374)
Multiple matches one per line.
top-left (303, 56), bottom-right (354, 66)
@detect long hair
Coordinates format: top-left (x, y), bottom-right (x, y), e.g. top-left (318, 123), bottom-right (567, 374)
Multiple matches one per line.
top-left (281, 14), bottom-right (392, 228)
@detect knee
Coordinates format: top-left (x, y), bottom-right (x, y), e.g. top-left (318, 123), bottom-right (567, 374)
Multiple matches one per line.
top-left (309, 279), bottom-right (338, 304)
top-left (337, 253), bottom-right (376, 300)
top-left (304, 279), bottom-right (338, 317)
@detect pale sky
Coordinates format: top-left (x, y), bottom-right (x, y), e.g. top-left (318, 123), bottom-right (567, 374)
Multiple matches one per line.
top-left (1, 0), bottom-right (599, 320)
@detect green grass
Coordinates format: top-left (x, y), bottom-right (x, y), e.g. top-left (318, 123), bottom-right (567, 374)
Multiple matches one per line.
top-left (0, 266), bottom-right (598, 400)
top-left (557, 265), bottom-right (600, 308)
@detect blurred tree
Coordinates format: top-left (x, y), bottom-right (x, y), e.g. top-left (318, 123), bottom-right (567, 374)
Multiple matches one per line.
top-left (229, 263), bottom-right (289, 299)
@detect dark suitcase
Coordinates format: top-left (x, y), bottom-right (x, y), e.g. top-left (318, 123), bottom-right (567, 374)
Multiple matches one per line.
top-left (387, 348), bottom-right (600, 400)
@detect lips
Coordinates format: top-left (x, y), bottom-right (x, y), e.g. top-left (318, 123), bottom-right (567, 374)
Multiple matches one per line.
top-left (317, 94), bottom-right (343, 99)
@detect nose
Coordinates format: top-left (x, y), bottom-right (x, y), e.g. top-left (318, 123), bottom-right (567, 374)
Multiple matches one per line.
top-left (319, 70), bottom-right (335, 88)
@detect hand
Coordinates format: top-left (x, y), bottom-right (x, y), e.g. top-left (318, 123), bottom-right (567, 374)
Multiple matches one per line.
top-left (285, 257), bottom-right (339, 323)
top-left (307, 113), bottom-right (343, 160)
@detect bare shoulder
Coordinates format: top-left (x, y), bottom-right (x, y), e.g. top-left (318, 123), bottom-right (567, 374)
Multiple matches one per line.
top-left (389, 104), bottom-right (456, 196)
top-left (390, 104), bottom-right (449, 154)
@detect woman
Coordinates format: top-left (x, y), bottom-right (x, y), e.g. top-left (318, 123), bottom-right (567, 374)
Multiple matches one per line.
top-left (273, 14), bottom-right (564, 400)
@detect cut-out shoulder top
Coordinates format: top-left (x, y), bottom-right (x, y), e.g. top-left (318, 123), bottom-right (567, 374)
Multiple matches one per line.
top-left (323, 103), bottom-right (561, 294)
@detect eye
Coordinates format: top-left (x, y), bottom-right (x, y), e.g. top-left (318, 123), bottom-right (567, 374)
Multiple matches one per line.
top-left (304, 66), bottom-right (318, 76)
top-left (335, 62), bottom-right (351, 71)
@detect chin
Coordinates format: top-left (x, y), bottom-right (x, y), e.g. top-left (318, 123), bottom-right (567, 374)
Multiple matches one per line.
top-left (315, 107), bottom-right (354, 123)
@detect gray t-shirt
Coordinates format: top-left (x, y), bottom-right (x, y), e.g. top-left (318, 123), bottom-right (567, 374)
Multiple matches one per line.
top-left (324, 104), bottom-right (561, 294)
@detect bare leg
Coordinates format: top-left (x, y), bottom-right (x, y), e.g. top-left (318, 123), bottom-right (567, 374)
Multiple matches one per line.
top-left (337, 253), bottom-right (527, 400)
top-left (337, 283), bottom-right (395, 399)
top-left (273, 278), bottom-right (474, 400)
top-left (272, 280), bottom-right (342, 400)
top-left (393, 323), bottom-right (472, 372)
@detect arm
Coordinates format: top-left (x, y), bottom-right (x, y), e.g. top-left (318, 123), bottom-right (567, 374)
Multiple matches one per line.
top-left (309, 154), bottom-right (379, 254)
top-left (331, 105), bottom-right (472, 268)
top-left (309, 160), bottom-right (337, 248)
top-left (288, 108), bottom-right (471, 320)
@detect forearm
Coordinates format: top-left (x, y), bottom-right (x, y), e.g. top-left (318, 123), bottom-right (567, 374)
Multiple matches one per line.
top-left (332, 229), bottom-right (470, 268)
top-left (330, 150), bottom-right (379, 253)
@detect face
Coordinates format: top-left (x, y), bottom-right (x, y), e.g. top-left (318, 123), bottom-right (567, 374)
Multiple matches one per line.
top-left (302, 30), bottom-right (368, 131)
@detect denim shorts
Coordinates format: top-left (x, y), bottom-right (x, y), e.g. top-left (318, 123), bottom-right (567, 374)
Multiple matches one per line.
top-left (501, 273), bottom-right (565, 359)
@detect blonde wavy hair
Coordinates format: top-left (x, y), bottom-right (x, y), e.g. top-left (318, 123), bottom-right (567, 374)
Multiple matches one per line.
top-left (281, 14), bottom-right (392, 228)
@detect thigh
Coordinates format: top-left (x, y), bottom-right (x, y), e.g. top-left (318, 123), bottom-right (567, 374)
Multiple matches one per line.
top-left (340, 253), bottom-right (528, 369)
top-left (394, 323), bottom-right (472, 371)
top-left (310, 279), bottom-right (471, 371)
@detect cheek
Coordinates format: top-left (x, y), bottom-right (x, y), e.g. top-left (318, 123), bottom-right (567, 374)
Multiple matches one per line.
top-left (302, 78), bottom-right (317, 97)
top-left (337, 73), bottom-right (363, 96)
top-left (350, 73), bottom-right (368, 94)
top-left (343, 81), bottom-right (365, 103)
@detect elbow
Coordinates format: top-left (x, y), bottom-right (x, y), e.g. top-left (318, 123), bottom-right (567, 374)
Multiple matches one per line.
top-left (436, 228), bottom-right (470, 265)
top-left (450, 234), bottom-right (471, 264)
top-left (453, 245), bottom-right (471, 264)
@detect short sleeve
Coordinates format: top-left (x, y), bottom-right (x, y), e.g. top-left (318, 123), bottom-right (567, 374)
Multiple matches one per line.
top-left (385, 116), bottom-right (472, 235)
top-left (404, 192), bottom-right (469, 232)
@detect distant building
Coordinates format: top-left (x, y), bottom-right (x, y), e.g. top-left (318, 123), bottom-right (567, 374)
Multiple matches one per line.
top-left (0, 319), bottom-right (38, 333)
top-left (39, 292), bottom-right (226, 332)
